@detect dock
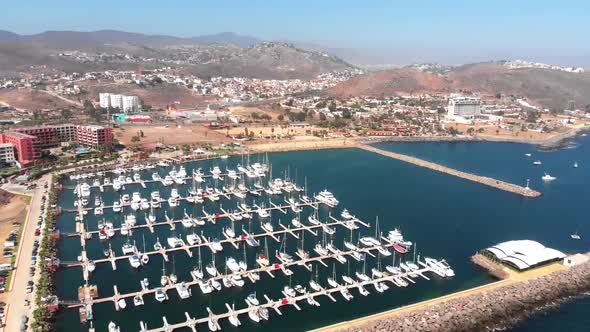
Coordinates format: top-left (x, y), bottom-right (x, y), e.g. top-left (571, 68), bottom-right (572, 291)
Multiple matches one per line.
top-left (139, 264), bottom-right (437, 332)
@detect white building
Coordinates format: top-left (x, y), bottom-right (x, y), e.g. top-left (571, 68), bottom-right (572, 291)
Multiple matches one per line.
top-left (122, 95), bottom-right (141, 113)
top-left (99, 93), bottom-right (141, 113)
top-left (447, 97), bottom-right (481, 118)
top-left (99, 93), bottom-right (111, 108)
top-left (0, 143), bottom-right (16, 163)
top-left (110, 94), bottom-right (123, 110)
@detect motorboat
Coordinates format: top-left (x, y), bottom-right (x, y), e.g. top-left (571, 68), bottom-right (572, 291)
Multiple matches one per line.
top-left (206, 261), bottom-right (219, 277)
top-left (108, 322), bottom-right (121, 332)
top-left (186, 233), bottom-right (201, 245)
top-left (155, 288), bottom-right (167, 302)
top-left (129, 254), bottom-right (141, 268)
top-left (314, 190), bottom-right (339, 207)
top-left (133, 295), bottom-right (144, 306)
top-left (87, 260), bottom-right (96, 272)
top-left (341, 209), bottom-right (353, 220)
top-left (112, 201), bottom-right (122, 213)
top-left (533, 160), bottom-right (542, 165)
top-left (542, 173), bottom-right (556, 181)
top-left (167, 237), bottom-right (183, 248)
top-left (121, 242), bottom-right (136, 255)
top-left (283, 286), bottom-right (297, 297)
top-left (117, 298), bottom-right (126, 309)
top-left (245, 292), bottom-right (260, 306)
top-left (175, 282), bottom-right (191, 299)
top-left (226, 257), bottom-right (241, 273)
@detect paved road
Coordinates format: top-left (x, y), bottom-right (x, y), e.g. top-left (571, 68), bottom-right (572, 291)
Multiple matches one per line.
top-left (3, 174), bottom-right (50, 332)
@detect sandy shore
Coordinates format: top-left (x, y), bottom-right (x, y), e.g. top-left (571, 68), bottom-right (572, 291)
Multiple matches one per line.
top-left (246, 138), bottom-right (359, 153)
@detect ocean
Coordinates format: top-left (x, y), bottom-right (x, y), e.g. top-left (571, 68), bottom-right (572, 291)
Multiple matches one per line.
top-left (53, 136), bottom-right (590, 332)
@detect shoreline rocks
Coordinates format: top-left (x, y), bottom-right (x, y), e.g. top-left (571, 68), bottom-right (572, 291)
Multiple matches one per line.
top-left (333, 261), bottom-right (590, 332)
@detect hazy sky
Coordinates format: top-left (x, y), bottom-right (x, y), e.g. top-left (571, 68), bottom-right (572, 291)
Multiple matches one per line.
top-left (3, 1), bottom-right (589, 65)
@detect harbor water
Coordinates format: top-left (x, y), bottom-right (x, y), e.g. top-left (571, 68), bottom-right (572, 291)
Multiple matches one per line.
top-left (54, 137), bottom-right (590, 332)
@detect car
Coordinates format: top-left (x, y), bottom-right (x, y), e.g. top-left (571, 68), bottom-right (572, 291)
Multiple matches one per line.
top-left (25, 285), bottom-right (33, 293)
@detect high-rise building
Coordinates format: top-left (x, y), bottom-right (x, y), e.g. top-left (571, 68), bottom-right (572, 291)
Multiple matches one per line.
top-left (122, 95), bottom-right (141, 113)
top-left (99, 93), bottom-right (111, 108)
top-left (447, 97), bottom-right (481, 118)
top-left (99, 93), bottom-right (141, 113)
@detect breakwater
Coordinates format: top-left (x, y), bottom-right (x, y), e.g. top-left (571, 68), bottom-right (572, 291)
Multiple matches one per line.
top-left (358, 144), bottom-right (542, 198)
top-left (314, 260), bottom-right (590, 332)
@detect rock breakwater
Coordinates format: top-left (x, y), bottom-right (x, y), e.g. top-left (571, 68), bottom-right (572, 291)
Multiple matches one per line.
top-left (358, 144), bottom-right (542, 198)
top-left (324, 262), bottom-right (590, 332)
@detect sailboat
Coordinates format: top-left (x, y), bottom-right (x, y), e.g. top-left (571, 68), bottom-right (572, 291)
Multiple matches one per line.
top-left (206, 252), bottom-right (219, 277)
top-left (327, 264), bottom-right (340, 288)
top-left (160, 260), bottom-right (168, 286)
top-left (574, 161), bottom-right (579, 168)
top-left (309, 265), bottom-right (322, 291)
top-left (256, 237), bottom-right (270, 266)
top-left (169, 257), bottom-right (178, 284)
top-left (141, 234), bottom-right (149, 265)
top-left (193, 246), bottom-right (204, 279)
top-left (356, 255), bottom-right (370, 282)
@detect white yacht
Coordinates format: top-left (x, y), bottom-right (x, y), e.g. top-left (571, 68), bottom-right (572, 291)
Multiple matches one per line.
top-left (154, 288), bottom-right (167, 302)
top-left (112, 201), bottom-right (122, 213)
top-left (167, 237), bottom-right (183, 248)
top-left (314, 190), bottom-right (339, 207)
top-left (542, 173), bottom-right (556, 181)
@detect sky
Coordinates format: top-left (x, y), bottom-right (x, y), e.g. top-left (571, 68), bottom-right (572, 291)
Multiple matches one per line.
top-left (2, 1), bottom-right (590, 65)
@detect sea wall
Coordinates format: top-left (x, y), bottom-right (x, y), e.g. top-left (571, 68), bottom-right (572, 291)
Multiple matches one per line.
top-left (358, 145), bottom-right (541, 198)
top-left (330, 261), bottom-right (590, 332)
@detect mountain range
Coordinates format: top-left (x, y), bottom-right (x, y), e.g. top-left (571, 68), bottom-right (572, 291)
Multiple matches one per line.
top-left (328, 61), bottom-right (590, 110)
top-left (0, 29), bottom-right (352, 79)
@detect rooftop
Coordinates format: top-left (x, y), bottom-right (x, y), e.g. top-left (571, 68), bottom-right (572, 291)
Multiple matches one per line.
top-left (485, 240), bottom-right (565, 270)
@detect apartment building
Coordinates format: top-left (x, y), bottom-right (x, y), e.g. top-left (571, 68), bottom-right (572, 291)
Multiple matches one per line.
top-left (447, 97), bottom-right (481, 118)
top-left (74, 125), bottom-right (113, 148)
top-left (1, 124), bottom-right (113, 166)
top-left (99, 93), bottom-right (141, 113)
top-left (0, 132), bottom-right (35, 166)
top-left (0, 143), bottom-right (16, 164)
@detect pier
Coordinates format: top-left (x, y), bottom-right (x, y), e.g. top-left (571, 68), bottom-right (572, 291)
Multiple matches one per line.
top-left (137, 264), bottom-right (438, 332)
top-left (358, 144), bottom-right (542, 198)
top-left (71, 242), bottom-right (401, 309)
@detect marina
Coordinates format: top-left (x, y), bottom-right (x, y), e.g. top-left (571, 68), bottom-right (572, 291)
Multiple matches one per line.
top-left (53, 153), bottom-right (455, 331)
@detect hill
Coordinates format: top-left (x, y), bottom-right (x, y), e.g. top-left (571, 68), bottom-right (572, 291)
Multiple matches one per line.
top-left (0, 30), bottom-right (353, 79)
top-left (328, 62), bottom-right (590, 109)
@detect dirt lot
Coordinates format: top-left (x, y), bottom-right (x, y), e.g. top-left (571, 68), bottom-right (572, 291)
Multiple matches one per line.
top-left (115, 124), bottom-right (231, 146)
top-left (83, 82), bottom-right (220, 109)
top-left (0, 88), bottom-right (74, 111)
top-left (0, 190), bottom-right (29, 264)
top-left (450, 122), bottom-right (560, 141)
top-left (221, 124), bottom-right (322, 137)
top-left (228, 106), bottom-right (281, 120)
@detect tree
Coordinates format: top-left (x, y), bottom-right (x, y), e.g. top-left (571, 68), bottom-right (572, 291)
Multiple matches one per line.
top-left (61, 109), bottom-right (73, 119)
top-left (315, 101), bottom-right (326, 109)
top-left (448, 127), bottom-right (460, 136)
top-left (244, 127), bottom-right (249, 136)
top-left (277, 114), bottom-right (284, 121)
top-left (131, 135), bottom-right (140, 142)
top-left (467, 127), bottom-right (475, 135)
top-left (328, 101), bottom-right (337, 112)
top-left (319, 113), bottom-right (327, 121)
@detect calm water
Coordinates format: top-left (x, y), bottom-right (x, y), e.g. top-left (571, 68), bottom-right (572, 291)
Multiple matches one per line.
top-left (54, 137), bottom-right (590, 332)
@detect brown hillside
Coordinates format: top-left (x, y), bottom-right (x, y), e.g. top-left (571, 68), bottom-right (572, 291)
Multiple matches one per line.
top-left (328, 69), bottom-right (452, 97)
top-left (328, 63), bottom-right (590, 109)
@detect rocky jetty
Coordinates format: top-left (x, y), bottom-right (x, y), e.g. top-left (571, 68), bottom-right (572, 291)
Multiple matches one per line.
top-left (336, 262), bottom-right (590, 332)
top-left (359, 144), bottom-right (541, 198)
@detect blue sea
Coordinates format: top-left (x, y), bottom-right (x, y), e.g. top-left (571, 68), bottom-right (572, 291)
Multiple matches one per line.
top-left (53, 136), bottom-right (590, 332)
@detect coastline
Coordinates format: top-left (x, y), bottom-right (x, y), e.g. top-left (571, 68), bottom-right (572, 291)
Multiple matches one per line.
top-left (356, 125), bottom-right (590, 149)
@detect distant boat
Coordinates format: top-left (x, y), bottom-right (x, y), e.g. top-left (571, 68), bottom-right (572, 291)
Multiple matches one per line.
top-left (533, 161), bottom-right (542, 165)
top-left (525, 153), bottom-right (532, 157)
top-left (542, 173), bottom-right (556, 182)
top-left (574, 161), bottom-right (579, 168)
top-left (571, 231), bottom-right (581, 240)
